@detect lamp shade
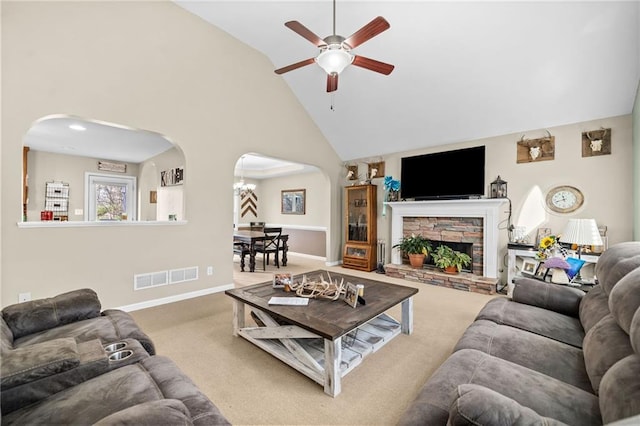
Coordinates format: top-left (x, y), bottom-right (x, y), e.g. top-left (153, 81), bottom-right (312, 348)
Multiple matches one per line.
top-left (561, 219), bottom-right (603, 246)
top-left (315, 46), bottom-right (353, 75)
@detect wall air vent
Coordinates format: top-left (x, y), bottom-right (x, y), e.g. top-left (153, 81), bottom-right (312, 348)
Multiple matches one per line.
top-left (169, 266), bottom-right (199, 284)
top-left (134, 271), bottom-right (169, 290)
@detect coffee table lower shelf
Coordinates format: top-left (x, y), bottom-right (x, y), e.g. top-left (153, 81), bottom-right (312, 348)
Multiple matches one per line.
top-left (235, 307), bottom-right (402, 397)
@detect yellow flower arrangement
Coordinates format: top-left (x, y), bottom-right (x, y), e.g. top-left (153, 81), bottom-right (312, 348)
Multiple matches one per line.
top-left (536, 235), bottom-right (562, 259)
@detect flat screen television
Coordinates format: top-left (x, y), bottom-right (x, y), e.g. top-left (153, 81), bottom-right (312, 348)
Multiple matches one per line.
top-left (400, 146), bottom-right (485, 200)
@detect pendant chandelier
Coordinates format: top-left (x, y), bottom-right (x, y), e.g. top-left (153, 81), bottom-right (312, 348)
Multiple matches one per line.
top-left (233, 155), bottom-right (256, 197)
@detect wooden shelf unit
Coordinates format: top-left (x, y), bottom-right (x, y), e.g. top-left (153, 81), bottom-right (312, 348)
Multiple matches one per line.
top-left (343, 184), bottom-right (377, 271)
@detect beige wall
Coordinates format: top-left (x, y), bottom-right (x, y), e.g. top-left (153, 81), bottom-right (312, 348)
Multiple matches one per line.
top-left (259, 170), bottom-right (329, 228)
top-left (350, 114), bottom-right (634, 282)
top-left (1, 1), bottom-right (344, 308)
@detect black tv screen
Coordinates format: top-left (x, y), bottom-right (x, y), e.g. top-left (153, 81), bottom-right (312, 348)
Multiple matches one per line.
top-left (400, 146), bottom-right (485, 200)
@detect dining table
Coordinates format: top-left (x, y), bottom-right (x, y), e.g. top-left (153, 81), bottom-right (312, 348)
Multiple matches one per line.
top-left (233, 229), bottom-right (289, 272)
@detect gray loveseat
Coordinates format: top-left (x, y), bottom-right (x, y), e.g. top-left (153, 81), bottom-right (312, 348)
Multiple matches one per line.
top-left (398, 241), bottom-right (640, 425)
top-left (1, 288), bottom-right (230, 425)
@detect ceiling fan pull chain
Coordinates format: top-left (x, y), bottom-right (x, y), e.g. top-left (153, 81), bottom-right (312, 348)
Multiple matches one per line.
top-left (330, 92), bottom-right (336, 111)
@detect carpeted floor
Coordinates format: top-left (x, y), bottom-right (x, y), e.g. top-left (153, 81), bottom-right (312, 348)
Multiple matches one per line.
top-left (130, 255), bottom-right (498, 425)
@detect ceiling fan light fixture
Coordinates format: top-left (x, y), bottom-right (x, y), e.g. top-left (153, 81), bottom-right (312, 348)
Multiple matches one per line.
top-left (315, 45), bottom-right (353, 75)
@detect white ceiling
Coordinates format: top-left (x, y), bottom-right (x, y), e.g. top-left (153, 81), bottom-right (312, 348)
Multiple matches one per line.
top-left (176, 1), bottom-right (640, 161)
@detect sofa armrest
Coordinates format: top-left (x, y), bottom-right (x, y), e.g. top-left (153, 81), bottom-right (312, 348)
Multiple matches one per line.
top-left (0, 337), bottom-right (79, 390)
top-left (93, 399), bottom-right (193, 426)
top-left (2, 289), bottom-right (101, 339)
top-left (448, 384), bottom-right (569, 426)
top-left (512, 277), bottom-right (585, 317)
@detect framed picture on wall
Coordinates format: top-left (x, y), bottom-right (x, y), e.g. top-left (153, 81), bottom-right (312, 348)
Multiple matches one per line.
top-left (281, 189), bottom-right (306, 215)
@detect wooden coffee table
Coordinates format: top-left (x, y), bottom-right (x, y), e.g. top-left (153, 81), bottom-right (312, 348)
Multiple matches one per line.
top-left (225, 270), bottom-right (418, 397)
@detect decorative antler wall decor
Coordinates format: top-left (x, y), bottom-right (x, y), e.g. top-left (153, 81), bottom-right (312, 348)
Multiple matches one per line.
top-left (367, 161), bottom-right (385, 179)
top-left (582, 127), bottom-right (611, 157)
top-left (516, 130), bottom-right (555, 163)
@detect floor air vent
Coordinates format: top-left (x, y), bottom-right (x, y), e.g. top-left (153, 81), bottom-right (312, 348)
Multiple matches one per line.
top-left (169, 266), bottom-right (198, 284)
top-left (134, 271), bottom-right (169, 290)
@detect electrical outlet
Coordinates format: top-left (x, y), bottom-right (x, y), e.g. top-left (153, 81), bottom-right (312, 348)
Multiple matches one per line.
top-left (207, 266), bottom-right (213, 276)
top-left (19, 292), bottom-right (31, 302)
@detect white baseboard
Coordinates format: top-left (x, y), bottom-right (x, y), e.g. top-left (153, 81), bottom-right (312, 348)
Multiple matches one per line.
top-left (115, 284), bottom-right (234, 312)
top-left (287, 251), bottom-right (326, 262)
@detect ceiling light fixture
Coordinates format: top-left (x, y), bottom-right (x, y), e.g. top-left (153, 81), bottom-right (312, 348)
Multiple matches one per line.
top-left (69, 124), bottom-right (86, 131)
top-left (315, 41), bottom-right (353, 75)
top-left (233, 155), bottom-right (256, 198)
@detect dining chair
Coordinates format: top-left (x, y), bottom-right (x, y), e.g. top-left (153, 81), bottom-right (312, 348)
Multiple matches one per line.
top-left (233, 240), bottom-right (251, 272)
top-left (254, 227), bottom-right (282, 270)
top-left (249, 221), bottom-right (265, 231)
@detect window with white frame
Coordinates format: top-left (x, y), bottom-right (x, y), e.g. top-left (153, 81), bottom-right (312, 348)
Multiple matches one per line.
top-left (85, 173), bottom-right (136, 221)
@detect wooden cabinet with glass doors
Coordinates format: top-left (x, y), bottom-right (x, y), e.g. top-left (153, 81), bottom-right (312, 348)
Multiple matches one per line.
top-left (343, 184), bottom-right (377, 271)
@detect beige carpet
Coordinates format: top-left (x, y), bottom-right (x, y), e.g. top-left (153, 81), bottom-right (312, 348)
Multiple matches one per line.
top-left (131, 255), bottom-right (498, 425)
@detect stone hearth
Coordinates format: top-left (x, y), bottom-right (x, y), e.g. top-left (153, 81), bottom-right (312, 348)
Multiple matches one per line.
top-left (384, 264), bottom-right (498, 294)
top-left (385, 199), bottom-right (507, 294)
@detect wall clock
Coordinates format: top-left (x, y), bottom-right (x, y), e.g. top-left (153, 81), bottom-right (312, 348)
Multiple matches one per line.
top-left (545, 185), bottom-right (584, 214)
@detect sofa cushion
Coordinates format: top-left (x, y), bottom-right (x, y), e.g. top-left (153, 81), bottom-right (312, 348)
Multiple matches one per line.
top-left (474, 297), bottom-right (585, 348)
top-left (2, 289), bottom-right (101, 339)
top-left (0, 337), bottom-right (79, 390)
top-left (448, 384), bottom-right (568, 426)
top-left (453, 319), bottom-right (592, 392)
top-left (1, 316), bottom-right (14, 352)
top-left (598, 353), bottom-right (640, 424)
top-left (512, 278), bottom-right (584, 316)
top-left (594, 242), bottom-right (640, 295)
top-left (12, 310), bottom-right (155, 356)
top-left (608, 268), bottom-right (640, 334)
top-left (93, 399), bottom-right (194, 426)
top-left (2, 356), bottom-right (229, 425)
top-left (583, 315), bottom-right (634, 395)
top-left (397, 349), bottom-right (600, 426)
top-left (579, 285), bottom-right (611, 333)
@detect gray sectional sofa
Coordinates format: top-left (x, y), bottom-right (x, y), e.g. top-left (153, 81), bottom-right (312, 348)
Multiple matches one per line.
top-left (1, 288), bottom-right (230, 425)
top-left (398, 241), bottom-right (640, 426)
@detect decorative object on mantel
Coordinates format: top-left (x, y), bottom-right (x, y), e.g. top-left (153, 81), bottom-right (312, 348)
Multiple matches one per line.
top-left (516, 130), bottom-right (555, 163)
top-left (392, 234), bottom-right (432, 268)
top-left (382, 175), bottom-right (400, 216)
top-left (431, 244), bottom-right (472, 274)
top-left (582, 127), bottom-right (611, 157)
top-left (489, 175), bottom-right (508, 198)
top-left (98, 160), bottom-right (126, 173)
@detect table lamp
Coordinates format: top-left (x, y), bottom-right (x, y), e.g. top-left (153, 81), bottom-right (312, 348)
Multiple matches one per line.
top-left (561, 219), bottom-right (603, 259)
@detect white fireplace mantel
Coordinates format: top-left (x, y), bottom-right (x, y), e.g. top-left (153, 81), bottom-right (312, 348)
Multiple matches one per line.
top-left (387, 199), bottom-right (507, 278)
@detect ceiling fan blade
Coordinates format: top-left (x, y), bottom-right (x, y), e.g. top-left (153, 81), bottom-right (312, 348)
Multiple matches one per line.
top-left (343, 16), bottom-right (390, 49)
top-left (284, 21), bottom-right (326, 47)
top-left (326, 74), bottom-right (338, 92)
top-left (274, 58), bottom-right (315, 75)
top-left (352, 55), bottom-right (395, 75)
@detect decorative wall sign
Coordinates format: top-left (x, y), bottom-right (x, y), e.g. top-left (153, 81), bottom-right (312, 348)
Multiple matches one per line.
top-left (98, 161), bottom-right (126, 173)
top-left (160, 167), bottom-right (184, 187)
top-left (241, 192), bottom-right (257, 218)
top-left (582, 128), bottom-right (611, 157)
top-left (517, 133), bottom-right (555, 163)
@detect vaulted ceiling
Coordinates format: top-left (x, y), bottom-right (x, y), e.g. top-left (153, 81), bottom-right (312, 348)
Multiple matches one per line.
top-left (176, 1), bottom-right (640, 162)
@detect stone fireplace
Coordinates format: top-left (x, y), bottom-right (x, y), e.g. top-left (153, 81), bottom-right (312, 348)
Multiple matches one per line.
top-left (384, 199), bottom-right (507, 294)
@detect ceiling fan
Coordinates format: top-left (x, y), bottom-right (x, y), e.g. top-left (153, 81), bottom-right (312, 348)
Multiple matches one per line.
top-left (274, 0), bottom-right (394, 93)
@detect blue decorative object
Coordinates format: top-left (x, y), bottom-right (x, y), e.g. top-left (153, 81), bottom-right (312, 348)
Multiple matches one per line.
top-left (565, 257), bottom-right (586, 280)
top-left (382, 176), bottom-right (401, 216)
